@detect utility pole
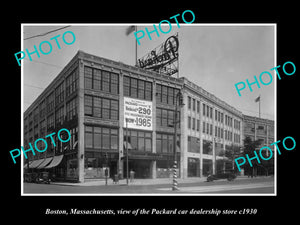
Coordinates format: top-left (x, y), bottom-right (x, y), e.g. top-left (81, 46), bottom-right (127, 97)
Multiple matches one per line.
top-left (126, 118), bottom-right (129, 185)
top-left (172, 90), bottom-right (184, 191)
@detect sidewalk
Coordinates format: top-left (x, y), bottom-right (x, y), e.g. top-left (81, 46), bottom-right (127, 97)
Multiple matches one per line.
top-left (50, 175), bottom-right (268, 187)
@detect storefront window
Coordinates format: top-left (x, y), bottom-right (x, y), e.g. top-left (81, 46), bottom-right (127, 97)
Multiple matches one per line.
top-left (203, 140), bottom-right (213, 155)
top-left (203, 159), bottom-right (213, 176)
top-left (188, 158), bottom-right (200, 177)
top-left (85, 125), bottom-right (119, 151)
top-left (188, 136), bottom-right (200, 153)
top-left (124, 130), bottom-right (152, 152)
top-left (67, 159), bottom-right (78, 179)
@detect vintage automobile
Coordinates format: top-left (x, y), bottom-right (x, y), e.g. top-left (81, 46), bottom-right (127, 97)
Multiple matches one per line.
top-left (35, 172), bottom-right (51, 184)
top-left (207, 170), bottom-right (237, 182)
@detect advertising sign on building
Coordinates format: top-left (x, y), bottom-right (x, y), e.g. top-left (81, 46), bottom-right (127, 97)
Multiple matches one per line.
top-left (137, 34), bottom-right (179, 77)
top-left (124, 97), bottom-right (153, 131)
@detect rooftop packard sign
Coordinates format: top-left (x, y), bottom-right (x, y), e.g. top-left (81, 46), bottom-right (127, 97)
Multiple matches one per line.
top-left (137, 35), bottom-right (179, 76)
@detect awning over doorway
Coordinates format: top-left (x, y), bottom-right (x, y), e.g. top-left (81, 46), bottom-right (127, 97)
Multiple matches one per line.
top-left (36, 157), bottom-right (53, 169)
top-left (28, 159), bottom-right (45, 169)
top-left (44, 155), bottom-right (63, 169)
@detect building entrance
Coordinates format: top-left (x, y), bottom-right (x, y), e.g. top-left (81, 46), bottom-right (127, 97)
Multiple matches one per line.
top-left (187, 157), bottom-right (200, 177)
top-left (123, 160), bottom-right (152, 179)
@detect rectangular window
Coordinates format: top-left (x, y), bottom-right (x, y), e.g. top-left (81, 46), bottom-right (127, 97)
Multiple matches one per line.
top-left (66, 97), bottom-right (78, 121)
top-left (156, 134), bottom-right (162, 153)
top-left (203, 103), bottom-right (206, 116)
top-left (156, 84), bottom-right (178, 105)
top-left (168, 87), bottom-right (174, 105)
top-left (124, 76), bottom-right (152, 100)
top-left (203, 140), bottom-right (212, 155)
top-left (125, 130), bottom-right (152, 152)
top-left (84, 66), bottom-right (119, 94)
top-left (161, 85), bottom-right (168, 103)
top-left (196, 119), bottom-right (200, 131)
top-left (85, 126), bottom-right (119, 150)
top-left (188, 116), bottom-right (191, 129)
top-left (188, 136), bottom-right (200, 153)
top-left (202, 122), bottom-right (205, 133)
top-left (192, 98), bottom-right (196, 111)
top-left (192, 118), bottom-right (195, 130)
top-left (197, 101), bottom-right (200, 113)
top-left (84, 95), bottom-right (118, 120)
top-left (84, 67), bottom-right (93, 89)
top-left (215, 109), bottom-right (218, 120)
top-left (157, 108), bottom-right (177, 128)
top-left (156, 133), bottom-right (178, 154)
top-left (188, 96), bottom-right (191, 109)
top-left (55, 82), bottom-right (64, 105)
top-left (66, 68), bottom-right (78, 97)
top-left (85, 126), bottom-right (93, 148)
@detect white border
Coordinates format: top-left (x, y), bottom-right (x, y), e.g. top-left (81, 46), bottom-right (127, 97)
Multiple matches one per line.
top-left (21, 23), bottom-right (277, 196)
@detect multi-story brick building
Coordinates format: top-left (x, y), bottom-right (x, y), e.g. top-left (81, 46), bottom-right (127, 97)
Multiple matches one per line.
top-left (23, 50), bottom-right (266, 183)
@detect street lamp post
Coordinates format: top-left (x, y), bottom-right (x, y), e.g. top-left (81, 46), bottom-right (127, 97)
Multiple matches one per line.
top-left (125, 118), bottom-right (129, 185)
top-left (172, 90), bottom-right (184, 191)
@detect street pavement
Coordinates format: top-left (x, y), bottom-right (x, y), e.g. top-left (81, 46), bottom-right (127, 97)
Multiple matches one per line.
top-left (23, 176), bottom-right (274, 195)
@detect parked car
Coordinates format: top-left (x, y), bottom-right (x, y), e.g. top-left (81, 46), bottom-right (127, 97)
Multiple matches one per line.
top-left (36, 172), bottom-right (51, 184)
top-left (207, 170), bottom-right (236, 182)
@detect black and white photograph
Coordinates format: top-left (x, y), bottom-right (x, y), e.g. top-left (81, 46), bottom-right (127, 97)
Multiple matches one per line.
top-left (3, 5), bottom-right (298, 221)
top-left (21, 24), bottom-right (276, 195)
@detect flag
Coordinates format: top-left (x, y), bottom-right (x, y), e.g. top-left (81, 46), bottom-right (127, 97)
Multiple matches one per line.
top-left (125, 25), bottom-right (136, 36)
top-left (255, 96), bottom-right (260, 102)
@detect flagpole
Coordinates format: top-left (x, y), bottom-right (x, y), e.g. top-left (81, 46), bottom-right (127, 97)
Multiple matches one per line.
top-left (135, 26), bottom-right (137, 66)
top-left (177, 32), bottom-right (179, 78)
top-left (259, 95), bottom-right (261, 118)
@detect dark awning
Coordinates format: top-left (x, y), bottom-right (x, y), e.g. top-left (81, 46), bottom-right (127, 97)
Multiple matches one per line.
top-left (29, 159), bottom-right (45, 169)
top-left (44, 155), bottom-right (63, 169)
top-left (36, 157), bottom-right (53, 169)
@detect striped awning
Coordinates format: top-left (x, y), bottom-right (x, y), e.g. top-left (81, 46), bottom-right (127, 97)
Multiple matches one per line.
top-left (36, 157), bottom-right (53, 169)
top-left (28, 159), bottom-right (45, 169)
top-left (44, 155), bottom-right (63, 169)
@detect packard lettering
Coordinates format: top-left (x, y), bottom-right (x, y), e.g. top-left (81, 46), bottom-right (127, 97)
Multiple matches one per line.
top-left (138, 35), bottom-right (178, 70)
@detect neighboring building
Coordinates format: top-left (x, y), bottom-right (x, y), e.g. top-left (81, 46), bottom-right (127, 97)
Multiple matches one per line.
top-left (243, 115), bottom-right (275, 175)
top-left (180, 78), bottom-right (243, 178)
top-left (23, 50), bottom-right (266, 183)
top-left (243, 115), bottom-right (275, 148)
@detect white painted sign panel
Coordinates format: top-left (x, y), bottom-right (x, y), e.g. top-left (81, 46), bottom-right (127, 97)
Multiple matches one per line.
top-left (124, 97), bottom-right (153, 130)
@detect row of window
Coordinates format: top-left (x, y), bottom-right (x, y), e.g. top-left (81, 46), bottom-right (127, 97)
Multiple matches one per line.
top-left (25, 126), bottom-right (79, 161)
top-left (187, 97), bottom-right (241, 130)
top-left (124, 76), bottom-right (152, 101)
top-left (156, 133), bottom-right (180, 153)
top-left (25, 68), bottom-right (78, 129)
top-left (124, 130), bottom-right (152, 152)
top-left (25, 97), bottom-right (78, 137)
top-left (84, 95), bottom-right (119, 120)
top-left (187, 97), bottom-right (200, 112)
top-left (85, 126), bottom-right (119, 150)
top-left (156, 84), bottom-right (180, 105)
top-left (84, 66), bottom-right (119, 94)
top-left (156, 108), bottom-right (180, 128)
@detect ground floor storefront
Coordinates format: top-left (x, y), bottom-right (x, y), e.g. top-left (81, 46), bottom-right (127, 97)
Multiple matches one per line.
top-left (24, 153), bottom-right (238, 183)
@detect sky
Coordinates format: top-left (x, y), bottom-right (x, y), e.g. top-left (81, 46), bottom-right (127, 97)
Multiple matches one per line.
top-left (23, 24), bottom-right (275, 120)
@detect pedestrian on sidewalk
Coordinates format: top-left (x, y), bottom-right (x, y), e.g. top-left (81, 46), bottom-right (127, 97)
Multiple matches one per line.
top-left (130, 169), bottom-right (135, 182)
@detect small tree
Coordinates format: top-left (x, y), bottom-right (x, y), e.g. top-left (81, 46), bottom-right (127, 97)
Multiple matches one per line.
top-left (224, 144), bottom-right (242, 172)
top-left (242, 137), bottom-right (261, 177)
